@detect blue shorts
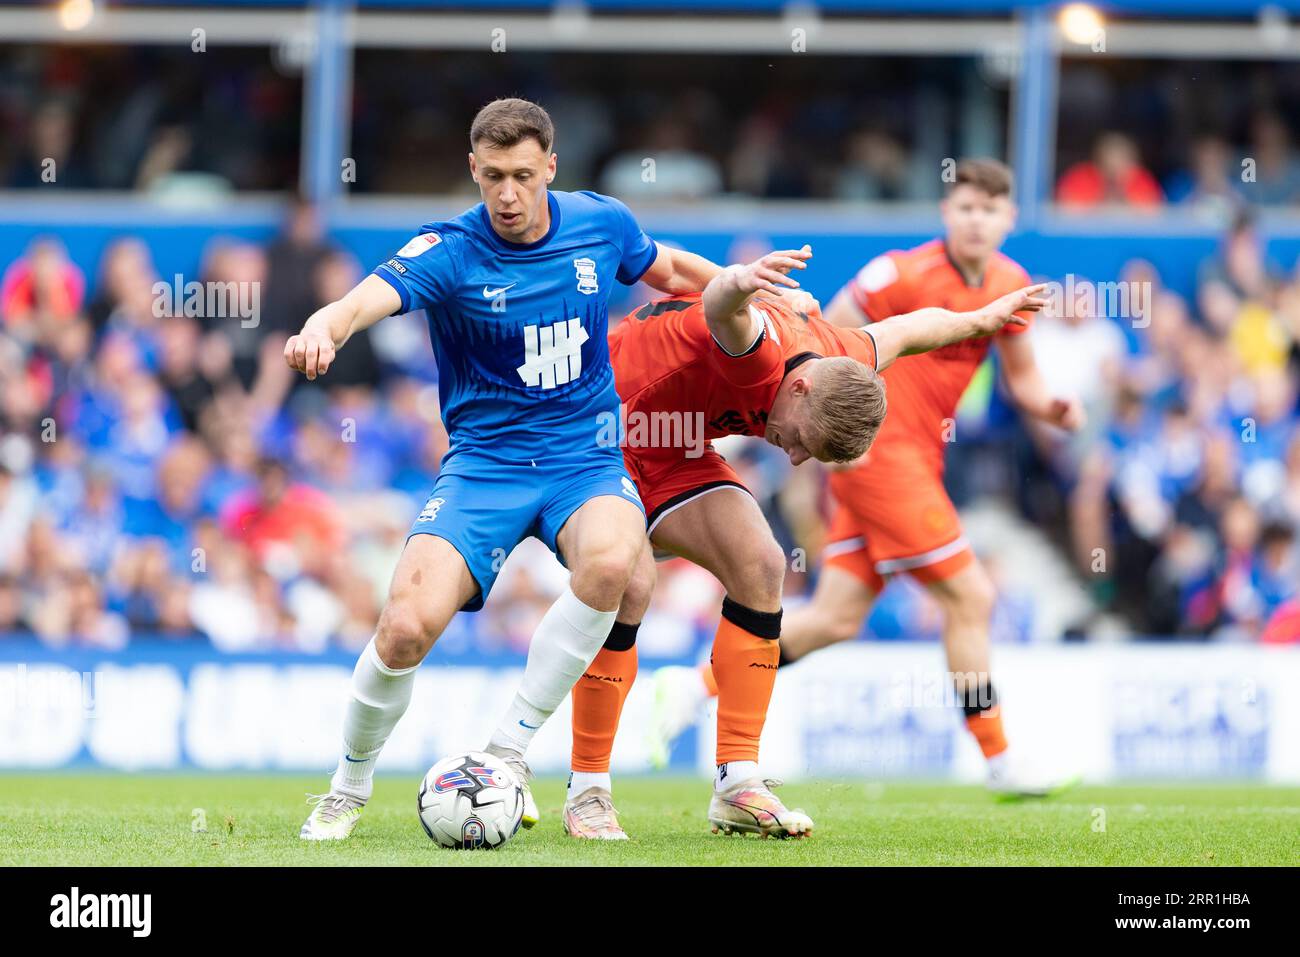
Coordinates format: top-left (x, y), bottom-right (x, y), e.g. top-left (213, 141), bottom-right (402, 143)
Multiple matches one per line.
top-left (409, 451), bottom-right (645, 612)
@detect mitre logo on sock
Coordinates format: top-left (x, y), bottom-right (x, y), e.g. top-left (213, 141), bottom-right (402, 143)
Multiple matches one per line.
top-left (748, 661), bottom-right (777, 669)
top-left (582, 672), bottom-right (623, 682)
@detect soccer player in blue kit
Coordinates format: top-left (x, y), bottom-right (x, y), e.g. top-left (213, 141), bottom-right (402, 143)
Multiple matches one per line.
top-left (289, 99), bottom-right (721, 839)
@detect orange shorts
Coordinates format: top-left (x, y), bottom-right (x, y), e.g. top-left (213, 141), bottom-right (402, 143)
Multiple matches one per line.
top-left (823, 459), bottom-right (973, 593)
top-left (624, 444), bottom-right (751, 535)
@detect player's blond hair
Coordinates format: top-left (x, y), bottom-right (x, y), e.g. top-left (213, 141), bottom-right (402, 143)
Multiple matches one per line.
top-left (806, 357), bottom-right (887, 463)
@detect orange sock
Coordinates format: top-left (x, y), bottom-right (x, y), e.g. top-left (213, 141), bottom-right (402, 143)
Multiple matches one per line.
top-left (570, 626), bottom-right (638, 773)
top-left (712, 597), bottom-right (782, 765)
top-left (703, 632), bottom-right (796, 699)
top-left (699, 661), bottom-right (718, 697)
top-left (960, 680), bottom-right (1008, 759)
top-left (965, 707), bottom-right (1008, 758)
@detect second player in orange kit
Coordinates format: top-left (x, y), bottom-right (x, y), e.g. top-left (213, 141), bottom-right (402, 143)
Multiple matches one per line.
top-left (560, 237), bottom-right (1051, 838)
top-left (649, 159), bottom-right (1087, 801)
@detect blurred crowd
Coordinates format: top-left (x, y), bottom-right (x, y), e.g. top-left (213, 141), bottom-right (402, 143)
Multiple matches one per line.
top-left (1053, 120), bottom-right (1300, 213)
top-left (1, 46), bottom-right (301, 195)
top-left (3, 203), bottom-right (1297, 652)
top-left (1012, 214), bottom-right (1300, 640)
top-left (1057, 56), bottom-right (1300, 211)
top-left (0, 207), bottom-right (394, 652)
top-left (0, 201), bottom-right (782, 654)
top-left (3, 36), bottom-right (1300, 650)
top-left (9, 44), bottom-right (1300, 211)
top-left (4, 45), bottom-right (983, 202)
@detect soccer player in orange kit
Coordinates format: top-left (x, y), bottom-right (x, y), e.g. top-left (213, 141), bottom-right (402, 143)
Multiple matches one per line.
top-left (647, 159), bottom-right (1085, 801)
top-left (559, 242), bottom-right (1050, 839)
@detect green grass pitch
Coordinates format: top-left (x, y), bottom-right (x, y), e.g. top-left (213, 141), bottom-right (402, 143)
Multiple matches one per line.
top-left (2, 774), bottom-right (1296, 866)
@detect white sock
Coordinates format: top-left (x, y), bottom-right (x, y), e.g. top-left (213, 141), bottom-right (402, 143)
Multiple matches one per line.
top-left (487, 586), bottom-right (616, 755)
top-left (986, 749), bottom-right (1011, 776)
top-left (568, 770), bottom-right (612, 798)
top-left (715, 760), bottom-right (759, 792)
top-left (330, 637), bottom-right (418, 799)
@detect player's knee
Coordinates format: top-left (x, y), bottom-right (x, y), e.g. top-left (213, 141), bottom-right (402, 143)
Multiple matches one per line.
top-left (621, 556), bottom-right (656, 616)
top-left (824, 612), bottom-right (862, 645)
top-left (728, 540), bottom-right (787, 609)
top-left (375, 603), bottom-right (438, 668)
top-left (575, 540), bottom-right (642, 603)
top-left (948, 569), bottom-right (996, 624)
top-left (756, 543), bottom-right (789, 605)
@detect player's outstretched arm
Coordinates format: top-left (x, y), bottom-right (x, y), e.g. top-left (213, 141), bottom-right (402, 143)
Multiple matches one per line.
top-left (284, 274), bottom-right (401, 380)
top-left (640, 242), bottom-right (724, 295)
top-left (701, 246), bottom-right (812, 354)
top-left (823, 287), bottom-right (868, 328)
top-left (995, 332), bottom-right (1086, 431)
top-left (869, 283), bottom-right (1048, 372)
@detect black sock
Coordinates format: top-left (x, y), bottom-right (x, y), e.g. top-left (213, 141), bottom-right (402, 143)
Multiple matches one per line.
top-left (603, 620), bottom-right (639, 652)
top-left (957, 680), bottom-right (998, 718)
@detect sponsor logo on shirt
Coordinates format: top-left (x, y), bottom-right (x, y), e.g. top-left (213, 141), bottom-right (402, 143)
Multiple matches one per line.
top-left (396, 232), bottom-right (442, 258)
top-left (574, 257), bottom-right (598, 295)
top-left (517, 318), bottom-right (589, 389)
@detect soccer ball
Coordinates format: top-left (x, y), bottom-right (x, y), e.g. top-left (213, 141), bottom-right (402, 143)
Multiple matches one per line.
top-left (417, 751), bottom-right (525, 849)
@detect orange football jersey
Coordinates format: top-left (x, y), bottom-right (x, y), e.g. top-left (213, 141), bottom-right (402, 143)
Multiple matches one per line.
top-left (844, 238), bottom-right (1032, 472)
top-left (609, 293), bottom-right (878, 442)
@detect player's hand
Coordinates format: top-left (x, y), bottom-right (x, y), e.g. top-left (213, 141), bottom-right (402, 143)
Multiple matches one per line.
top-left (976, 283), bottom-right (1048, 334)
top-left (734, 245), bottom-right (813, 297)
top-left (1044, 396), bottom-right (1086, 432)
top-left (284, 329), bottom-right (336, 380)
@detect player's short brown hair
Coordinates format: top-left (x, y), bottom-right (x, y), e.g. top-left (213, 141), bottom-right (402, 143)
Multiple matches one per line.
top-left (470, 98), bottom-right (555, 153)
top-left (951, 158), bottom-right (1013, 198)
top-left (806, 357), bottom-right (888, 463)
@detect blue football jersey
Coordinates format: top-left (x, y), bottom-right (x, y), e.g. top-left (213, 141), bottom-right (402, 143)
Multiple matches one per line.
top-left (372, 190), bottom-right (657, 462)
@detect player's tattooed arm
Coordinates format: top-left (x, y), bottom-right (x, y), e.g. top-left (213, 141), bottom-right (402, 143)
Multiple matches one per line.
top-left (639, 242), bottom-right (724, 295)
top-left (284, 274), bottom-right (401, 380)
top-left (702, 246), bottom-right (812, 354)
top-left (869, 283), bottom-right (1048, 372)
top-left (995, 332), bottom-right (1086, 431)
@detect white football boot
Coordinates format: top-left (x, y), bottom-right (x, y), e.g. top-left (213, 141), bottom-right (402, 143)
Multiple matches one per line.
top-left (708, 777), bottom-right (813, 839)
top-left (562, 787), bottom-right (629, 841)
top-left (300, 790), bottom-right (367, 841)
top-left (485, 745), bottom-right (539, 828)
top-left (645, 665), bottom-right (709, 770)
top-left (986, 752), bottom-right (1081, 800)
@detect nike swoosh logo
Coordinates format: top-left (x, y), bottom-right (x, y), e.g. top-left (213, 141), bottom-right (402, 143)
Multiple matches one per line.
top-left (518, 719), bottom-right (541, 730)
top-left (483, 283), bottom-right (517, 298)
top-left (344, 755), bottom-right (366, 763)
